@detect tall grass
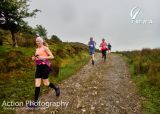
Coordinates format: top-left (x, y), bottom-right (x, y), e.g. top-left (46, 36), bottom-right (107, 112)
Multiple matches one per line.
top-left (120, 48), bottom-right (160, 114)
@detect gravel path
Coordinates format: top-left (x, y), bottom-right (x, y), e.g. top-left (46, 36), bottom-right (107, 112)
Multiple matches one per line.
top-left (15, 53), bottom-right (141, 114)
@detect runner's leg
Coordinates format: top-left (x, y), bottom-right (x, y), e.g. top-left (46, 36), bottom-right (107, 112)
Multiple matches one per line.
top-left (35, 78), bottom-right (41, 102)
top-left (101, 50), bottom-right (104, 60)
top-left (92, 53), bottom-right (95, 65)
top-left (43, 79), bottom-right (60, 97)
top-left (104, 50), bottom-right (106, 60)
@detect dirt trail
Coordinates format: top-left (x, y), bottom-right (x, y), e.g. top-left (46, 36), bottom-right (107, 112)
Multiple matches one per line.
top-left (16, 53), bottom-right (141, 114)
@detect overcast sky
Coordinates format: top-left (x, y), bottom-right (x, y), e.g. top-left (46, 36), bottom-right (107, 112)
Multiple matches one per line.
top-left (26, 0), bottom-right (160, 51)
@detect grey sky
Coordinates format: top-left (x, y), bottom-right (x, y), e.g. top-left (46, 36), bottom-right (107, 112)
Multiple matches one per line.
top-left (26, 0), bottom-right (160, 51)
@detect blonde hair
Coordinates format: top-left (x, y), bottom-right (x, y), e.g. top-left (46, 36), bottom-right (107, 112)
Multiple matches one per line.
top-left (43, 41), bottom-right (48, 47)
top-left (36, 37), bottom-right (49, 47)
top-left (36, 37), bottom-right (44, 43)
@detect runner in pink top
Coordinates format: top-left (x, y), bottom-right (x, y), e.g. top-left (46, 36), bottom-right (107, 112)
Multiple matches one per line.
top-left (28, 36), bottom-right (60, 108)
top-left (100, 38), bottom-right (108, 61)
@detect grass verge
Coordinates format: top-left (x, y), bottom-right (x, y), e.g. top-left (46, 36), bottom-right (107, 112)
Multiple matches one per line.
top-left (122, 54), bottom-right (160, 114)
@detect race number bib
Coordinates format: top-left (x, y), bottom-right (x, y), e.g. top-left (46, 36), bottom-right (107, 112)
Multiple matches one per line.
top-left (90, 44), bottom-right (94, 47)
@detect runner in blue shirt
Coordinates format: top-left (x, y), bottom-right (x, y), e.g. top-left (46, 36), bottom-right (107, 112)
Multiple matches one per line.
top-left (88, 37), bottom-right (96, 65)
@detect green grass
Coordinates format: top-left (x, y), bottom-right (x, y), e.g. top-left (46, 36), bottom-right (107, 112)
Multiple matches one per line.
top-left (0, 45), bottom-right (90, 114)
top-left (53, 52), bottom-right (90, 82)
top-left (0, 69), bottom-right (35, 114)
top-left (120, 49), bottom-right (160, 114)
top-left (131, 73), bottom-right (160, 114)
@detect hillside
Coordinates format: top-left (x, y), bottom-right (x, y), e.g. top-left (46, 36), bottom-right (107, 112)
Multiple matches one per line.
top-left (0, 42), bottom-right (90, 114)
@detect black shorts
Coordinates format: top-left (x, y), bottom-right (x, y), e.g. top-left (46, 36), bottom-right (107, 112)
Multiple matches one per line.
top-left (35, 64), bottom-right (50, 79)
top-left (102, 50), bottom-right (107, 56)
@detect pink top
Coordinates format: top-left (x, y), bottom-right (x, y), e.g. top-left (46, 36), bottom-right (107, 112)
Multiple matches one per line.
top-left (100, 42), bottom-right (107, 51)
top-left (35, 46), bottom-right (51, 66)
top-left (35, 46), bottom-right (48, 58)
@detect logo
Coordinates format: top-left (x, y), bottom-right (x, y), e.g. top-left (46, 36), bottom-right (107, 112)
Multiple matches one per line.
top-left (130, 7), bottom-right (141, 20)
top-left (130, 6), bottom-right (153, 24)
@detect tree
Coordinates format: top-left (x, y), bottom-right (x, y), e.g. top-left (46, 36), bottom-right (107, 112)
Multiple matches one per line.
top-left (0, 36), bottom-right (2, 45)
top-left (51, 35), bottom-right (62, 43)
top-left (34, 25), bottom-right (47, 39)
top-left (0, 0), bottom-right (39, 47)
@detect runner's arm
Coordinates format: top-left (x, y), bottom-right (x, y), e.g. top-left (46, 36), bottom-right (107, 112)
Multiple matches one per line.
top-left (94, 41), bottom-right (96, 46)
top-left (99, 43), bottom-right (102, 47)
top-left (88, 42), bottom-right (90, 46)
top-left (43, 47), bottom-right (54, 59)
